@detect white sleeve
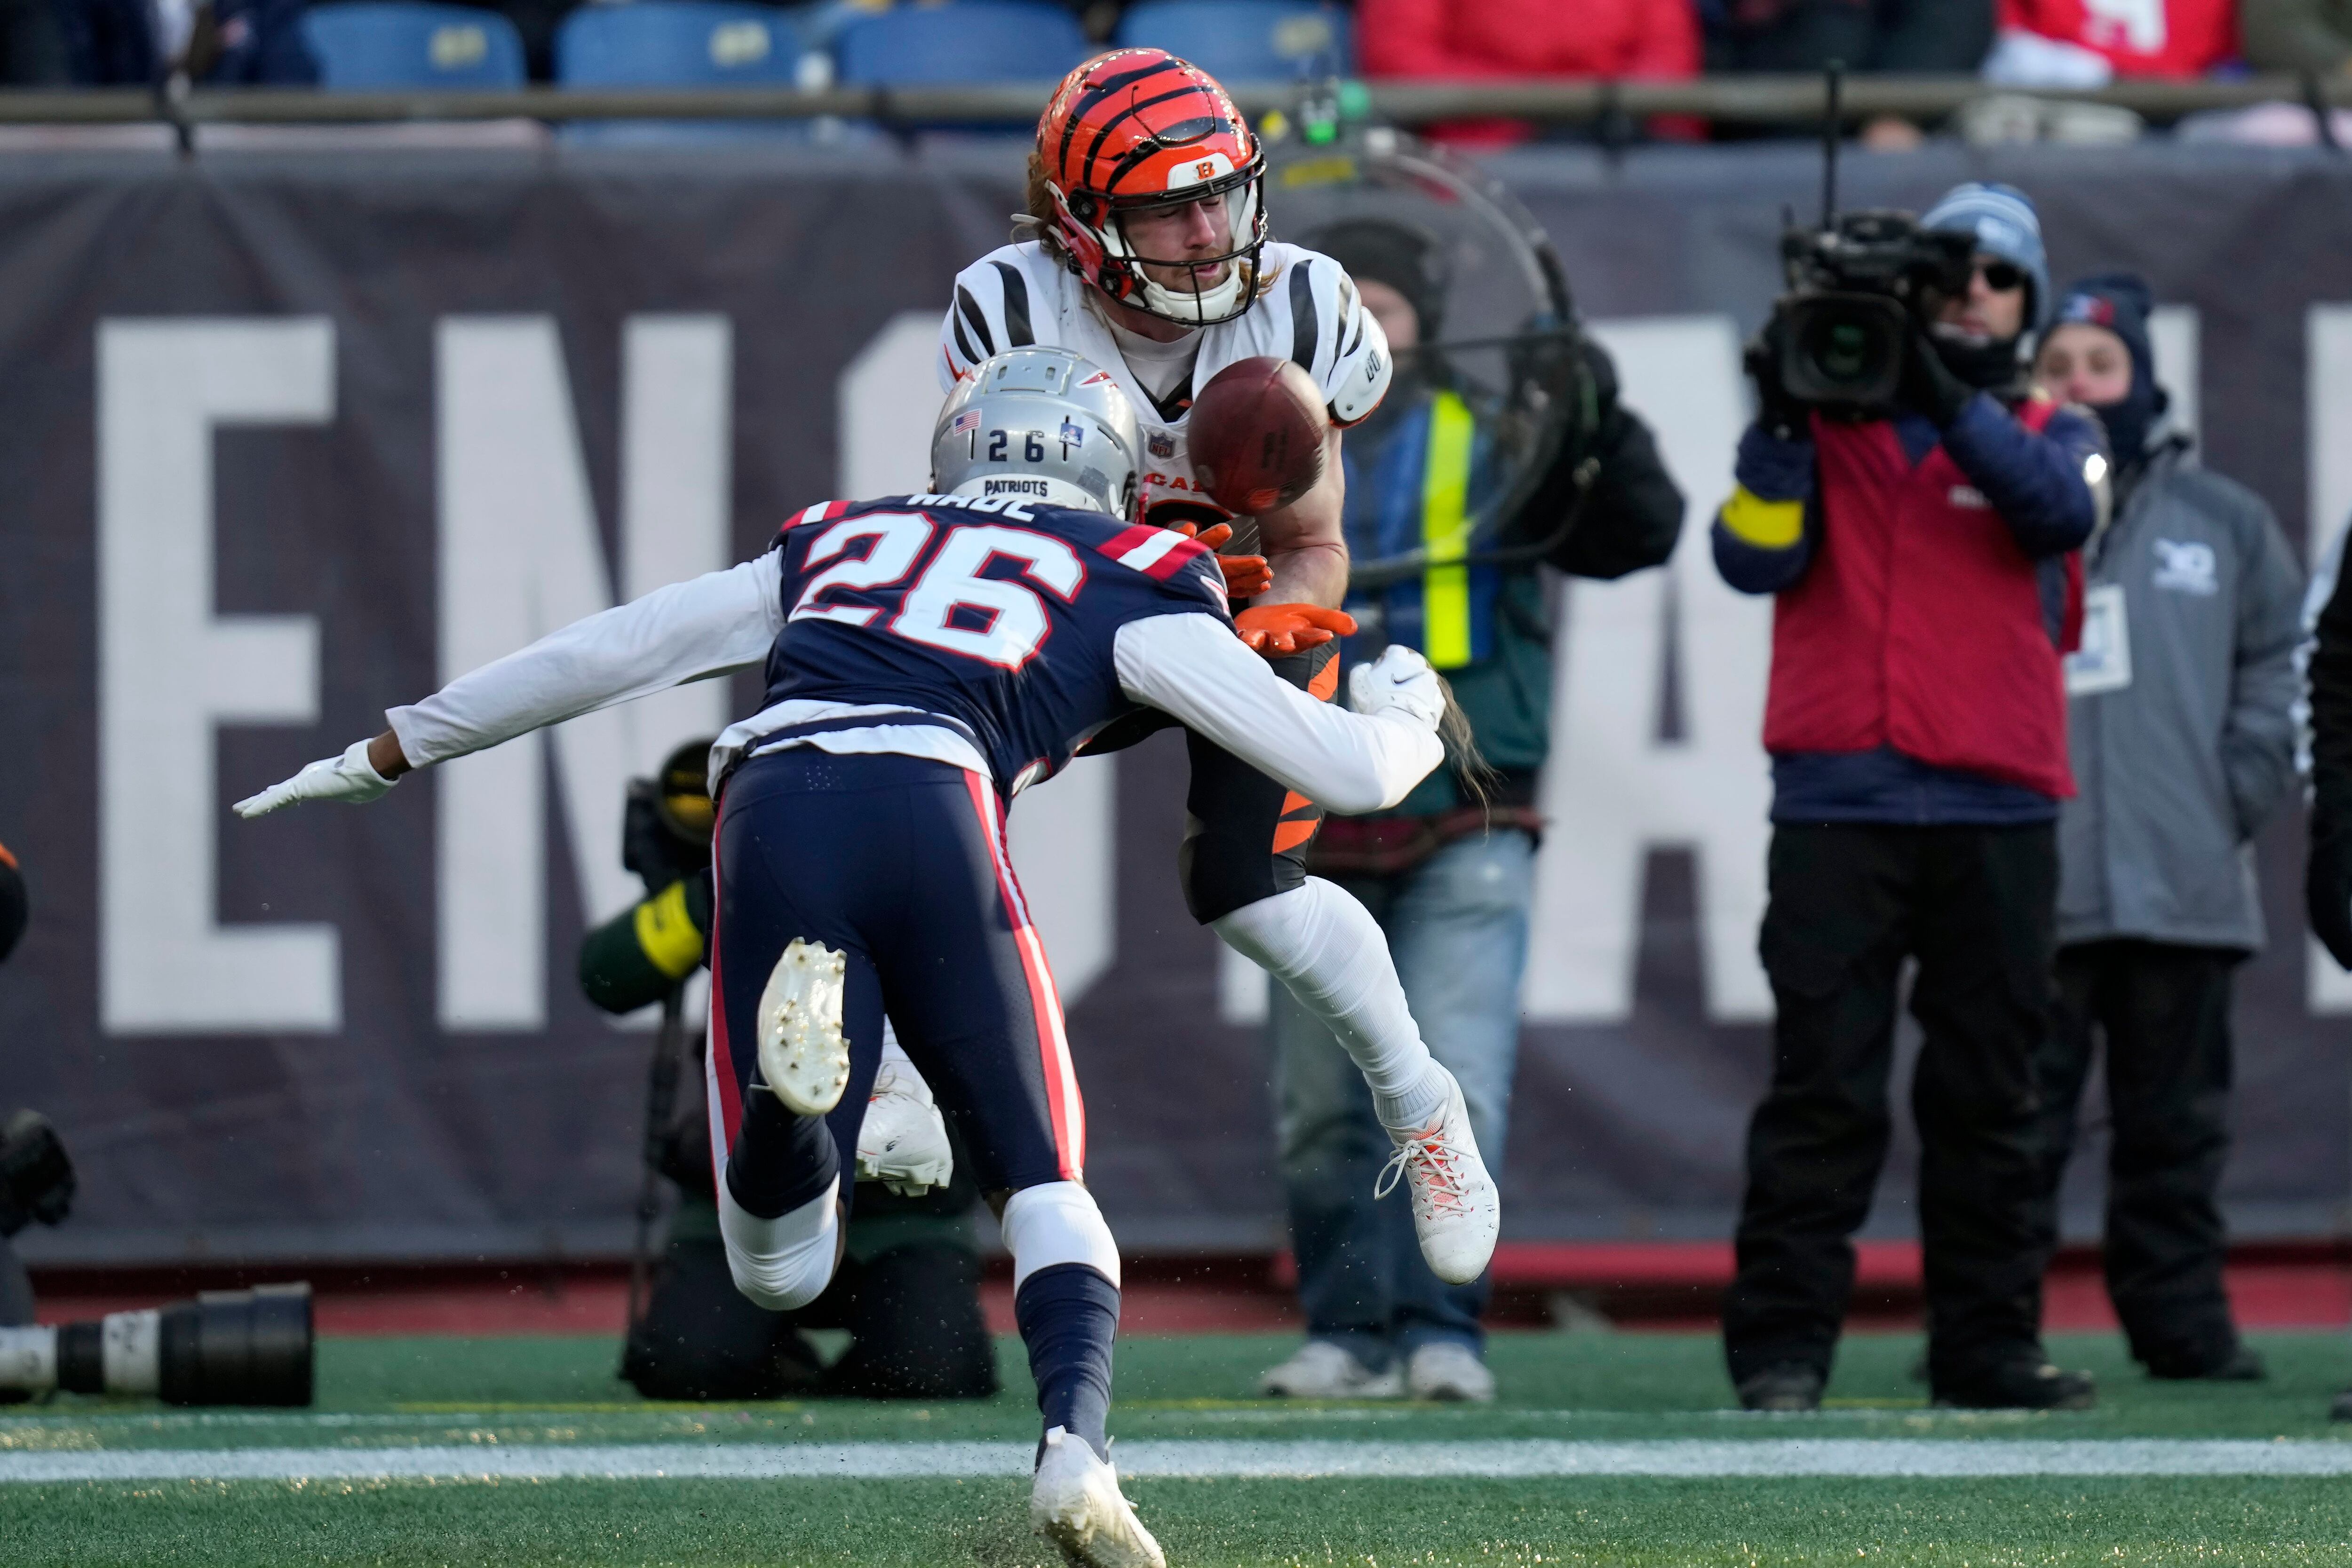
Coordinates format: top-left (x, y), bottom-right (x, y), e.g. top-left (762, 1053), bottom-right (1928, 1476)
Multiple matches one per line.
top-left (1112, 613), bottom-right (1442, 814)
top-left (1286, 249), bottom-right (1392, 427)
top-left (389, 552), bottom-right (785, 769)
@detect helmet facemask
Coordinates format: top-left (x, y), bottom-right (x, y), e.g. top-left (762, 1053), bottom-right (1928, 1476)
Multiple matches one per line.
top-left (1050, 156), bottom-right (1268, 329)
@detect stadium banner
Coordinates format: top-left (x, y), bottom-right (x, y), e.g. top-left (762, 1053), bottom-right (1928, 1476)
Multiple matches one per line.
top-left (3, 142), bottom-right (2349, 1265)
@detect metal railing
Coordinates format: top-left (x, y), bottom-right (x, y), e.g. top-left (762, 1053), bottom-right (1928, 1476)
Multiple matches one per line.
top-left (0, 73), bottom-right (2344, 131)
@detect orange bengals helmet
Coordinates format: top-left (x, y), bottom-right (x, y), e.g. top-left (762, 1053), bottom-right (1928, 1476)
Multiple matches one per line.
top-left (1036, 49), bottom-right (1269, 328)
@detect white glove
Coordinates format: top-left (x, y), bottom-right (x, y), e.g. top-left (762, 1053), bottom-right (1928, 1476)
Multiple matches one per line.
top-left (1348, 644), bottom-right (1445, 732)
top-left (233, 739), bottom-right (399, 819)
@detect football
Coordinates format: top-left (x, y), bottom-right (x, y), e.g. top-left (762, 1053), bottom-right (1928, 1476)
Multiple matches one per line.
top-left (1187, 356), bottom-right (1330, 516)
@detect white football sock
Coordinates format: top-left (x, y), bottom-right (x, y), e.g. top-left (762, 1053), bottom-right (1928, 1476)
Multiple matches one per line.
top-left (1213, 878), bottom-right (1448, 1131)
top-left (716, 1172), bottom-right (840, 1311)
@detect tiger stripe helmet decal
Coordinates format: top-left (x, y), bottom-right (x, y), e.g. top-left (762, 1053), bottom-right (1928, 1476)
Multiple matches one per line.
top-left (1036, 49), bottom-right (1270, 329)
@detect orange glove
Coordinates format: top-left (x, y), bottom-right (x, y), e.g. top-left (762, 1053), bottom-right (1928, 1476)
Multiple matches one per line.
top-left (1234, 603), bottom-right (1358, 656)
top-left (1172, 521), bottom-right (1271, 600)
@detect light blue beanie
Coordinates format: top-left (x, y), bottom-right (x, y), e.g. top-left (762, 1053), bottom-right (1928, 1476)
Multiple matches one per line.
top-left (1921, 182), bottom-right (2051, 334)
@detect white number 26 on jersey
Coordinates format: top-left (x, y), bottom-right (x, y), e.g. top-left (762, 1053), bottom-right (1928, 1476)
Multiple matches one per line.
top-left (788, 512), bottom-right (1085, 671)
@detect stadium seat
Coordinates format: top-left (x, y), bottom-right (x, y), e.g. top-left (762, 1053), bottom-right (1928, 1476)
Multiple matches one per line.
top-left (556, 1), bottom-right (803, 91)
top-left (556, 1), bottom-right (814, 144)
top-left (830, 0), bottom-right (1090, 86)
top-left (1112, 0), bottom-right (1351, 82)
top-left (302, 2), bottom-right (527, 90)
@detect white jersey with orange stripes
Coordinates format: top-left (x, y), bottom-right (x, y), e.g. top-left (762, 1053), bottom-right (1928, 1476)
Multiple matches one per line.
top-left (938, 239), bottom-right (1391, 531)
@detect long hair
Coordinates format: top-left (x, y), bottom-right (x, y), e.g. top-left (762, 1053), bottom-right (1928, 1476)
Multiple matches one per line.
top-left (1431, 670), bottom-right (1497, 809)
top-left (1020, 153), bottom-right (1065, 260)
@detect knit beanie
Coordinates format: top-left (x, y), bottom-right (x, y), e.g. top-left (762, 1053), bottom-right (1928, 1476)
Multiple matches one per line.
top-left (1920, 182), bottom-right (2052, 334)
top-left (1304, 219), bottom-right (1451, 344)
top-left (2054, 271), bottom-right (2168, 458)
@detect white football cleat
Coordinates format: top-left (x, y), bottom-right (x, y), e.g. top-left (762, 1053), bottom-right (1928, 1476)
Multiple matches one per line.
top-left (855, 1053), bottom-right (953, 1196)
top-left (1258, 1340), bottom-right (1402, 1400)
top-left (1374, 1067), bottom-right (1500, 1287)
top-left (1030, 1426), bottom-right (1164, 1568)
top-left (1406, 1341), bottom-right (1496, 1403)
top-left (755, 939), bottom-right (850, 1116)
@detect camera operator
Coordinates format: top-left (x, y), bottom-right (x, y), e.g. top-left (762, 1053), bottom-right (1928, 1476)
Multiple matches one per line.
top-left (1255, 219), bottom-right (1684, 1405)
top-left (577, 756), bottom-right (995, 1402)
top-left (1712, 182), bottom-right (2109, 1412)
top-left (2021, 274), bottom-right (2302, 1387)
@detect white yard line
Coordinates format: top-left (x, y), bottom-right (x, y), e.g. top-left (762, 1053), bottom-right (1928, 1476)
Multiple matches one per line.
top-left (7, 1439), bottom-right (2352, 1482)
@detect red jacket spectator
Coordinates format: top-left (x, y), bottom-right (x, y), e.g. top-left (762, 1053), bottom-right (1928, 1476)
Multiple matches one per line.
top-left (1359, 0), bottom-right (1700, 143)
top-left (1995, 0), bottom-right (2238, 77)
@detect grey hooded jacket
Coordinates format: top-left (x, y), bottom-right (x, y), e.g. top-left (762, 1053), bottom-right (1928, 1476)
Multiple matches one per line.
top-left (2058, 438), bottom-right (2304, 952)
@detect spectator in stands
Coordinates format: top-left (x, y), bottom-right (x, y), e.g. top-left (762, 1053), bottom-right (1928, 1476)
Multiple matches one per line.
top-left (2242, 0), bottom-right (2352, 73)
top-left (1709, 0), bottom-right (1994, 148)
top-left (61, 0), bottom-right (315, 84)
top-left (1712, 183), bottom-right (2106, 1414)
top-left (2026, 274), bottom-right (2301, 1387)
top-left (1357, 0), bottom-right (1700, 144)
top-left (1256, 219), bottom-right (1684, 1404)
top-left (1985, 0), bottom-right (2240, 86)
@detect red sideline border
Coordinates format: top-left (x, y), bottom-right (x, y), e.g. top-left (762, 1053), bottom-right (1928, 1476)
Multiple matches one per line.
top-left (27, 1241), bottom-right (2352, 1338)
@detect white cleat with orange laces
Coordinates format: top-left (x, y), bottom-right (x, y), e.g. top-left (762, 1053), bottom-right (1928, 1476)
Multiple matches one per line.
top-left (1375, 1067), bottom-right (1500, 1286)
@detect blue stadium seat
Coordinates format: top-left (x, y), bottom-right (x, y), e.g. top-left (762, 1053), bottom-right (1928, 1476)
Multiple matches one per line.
top-left (302, 2), bottom-right (527, 90)
top-left (556, 1), bottom-right (803, 89)
top-left (1113, 0), bottom-right (1351, 82)
top-left (831, 0), bottom-right (1090, 86)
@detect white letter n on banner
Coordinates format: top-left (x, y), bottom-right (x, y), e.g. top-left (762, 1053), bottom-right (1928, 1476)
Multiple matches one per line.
top-left (99, 318), bottom-right (338, 1034)
top-left (435, 316), bottom-right (731, 1031)
top-left (1524, 316), bottom-right (1774, 1025)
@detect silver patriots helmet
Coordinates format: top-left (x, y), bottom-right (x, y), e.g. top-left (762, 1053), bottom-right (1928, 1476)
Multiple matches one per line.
top-left (930, 347), bottom-right (1143, 520)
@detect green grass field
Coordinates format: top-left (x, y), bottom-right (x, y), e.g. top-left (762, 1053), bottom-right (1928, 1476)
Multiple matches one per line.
top-left (8, 1329), bottom-right (2352, 1566)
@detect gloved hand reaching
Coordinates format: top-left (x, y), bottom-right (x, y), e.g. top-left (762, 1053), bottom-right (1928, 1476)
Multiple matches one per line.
top-left (1235, 603), bottom-right (1357, 656)
top-left (1348, 644), bottom-right (1445, 732)
top-left (233, 739), bottom-right (399, 818)
top-left (1172, 520), bottom-right (1271, 599)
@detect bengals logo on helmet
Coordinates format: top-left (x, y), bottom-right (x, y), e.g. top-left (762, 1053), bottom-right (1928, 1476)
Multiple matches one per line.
top-left (1034, 48), bottom-right (1271, 329)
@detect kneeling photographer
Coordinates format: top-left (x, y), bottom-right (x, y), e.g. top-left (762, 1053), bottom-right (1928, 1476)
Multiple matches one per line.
top-left (582, 747), bottom-right (996, 1402)
top-left (1, 842), bottom-right (314, 1409)
top-left (1712, 183), bottom-right (2109, 1412)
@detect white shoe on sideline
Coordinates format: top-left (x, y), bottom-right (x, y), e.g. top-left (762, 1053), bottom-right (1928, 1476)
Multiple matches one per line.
top-left (1375, 1068), bottom-right (1500, 1286)
top-left (1030, 1426), bottom-right (1164, 1568)
top-left (1406, 1340), bottom-right (1496, 1403)
top-left (854, 1054), bottom-right (953, 1196)
top-left (1258, 1339), bottom-right (1403, 1400)
top-left (755, 939), bottom-right (851, 1116)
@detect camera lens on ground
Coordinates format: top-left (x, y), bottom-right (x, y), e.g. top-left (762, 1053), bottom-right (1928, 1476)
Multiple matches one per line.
top-left (0, 1282), bottom-right (313, 1406)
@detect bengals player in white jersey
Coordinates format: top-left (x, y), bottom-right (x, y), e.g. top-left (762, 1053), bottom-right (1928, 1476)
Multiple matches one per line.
top-left (938, 50), bottom-right (1499, 1300)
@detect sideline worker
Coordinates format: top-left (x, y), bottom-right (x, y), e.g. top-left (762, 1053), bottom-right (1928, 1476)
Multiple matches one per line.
top-left (1256, 217), bottom-right (1684, 1405)
top-left (1712, 183), bottom-right (2107, 1413)
top-left (2027, 273), bottom-right (2301, 1386)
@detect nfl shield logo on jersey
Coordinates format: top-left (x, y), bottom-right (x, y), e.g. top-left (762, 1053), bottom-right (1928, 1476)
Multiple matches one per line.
top-left (1149, 431), bottom-right (1175, 458)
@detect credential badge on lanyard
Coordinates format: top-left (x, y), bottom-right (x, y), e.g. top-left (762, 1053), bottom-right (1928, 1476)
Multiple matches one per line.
top-left (2064, 582), bottom-right (2132, 696)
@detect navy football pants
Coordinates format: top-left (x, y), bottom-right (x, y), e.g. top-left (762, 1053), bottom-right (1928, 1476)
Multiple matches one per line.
top-left (704, 748), bottom-right (1083, 1213)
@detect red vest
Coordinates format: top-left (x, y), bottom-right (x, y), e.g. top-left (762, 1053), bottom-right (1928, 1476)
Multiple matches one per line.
top-left (1762, 401), bottom-right (2079, 799)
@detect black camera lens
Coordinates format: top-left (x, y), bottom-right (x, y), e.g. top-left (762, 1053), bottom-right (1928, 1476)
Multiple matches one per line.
top-left (1803, 312), bottom-right (1893, 393)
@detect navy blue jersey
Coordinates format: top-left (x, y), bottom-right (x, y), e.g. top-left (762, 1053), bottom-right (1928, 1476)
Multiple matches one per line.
top-left (760, 494), bottom-right (1230, 790)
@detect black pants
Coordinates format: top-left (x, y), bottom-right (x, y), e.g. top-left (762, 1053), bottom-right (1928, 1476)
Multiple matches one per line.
top-left (1724, 822), bottom-right (2057, 1388)
top-left (2029, 940), bottom-right (2242, 1373)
